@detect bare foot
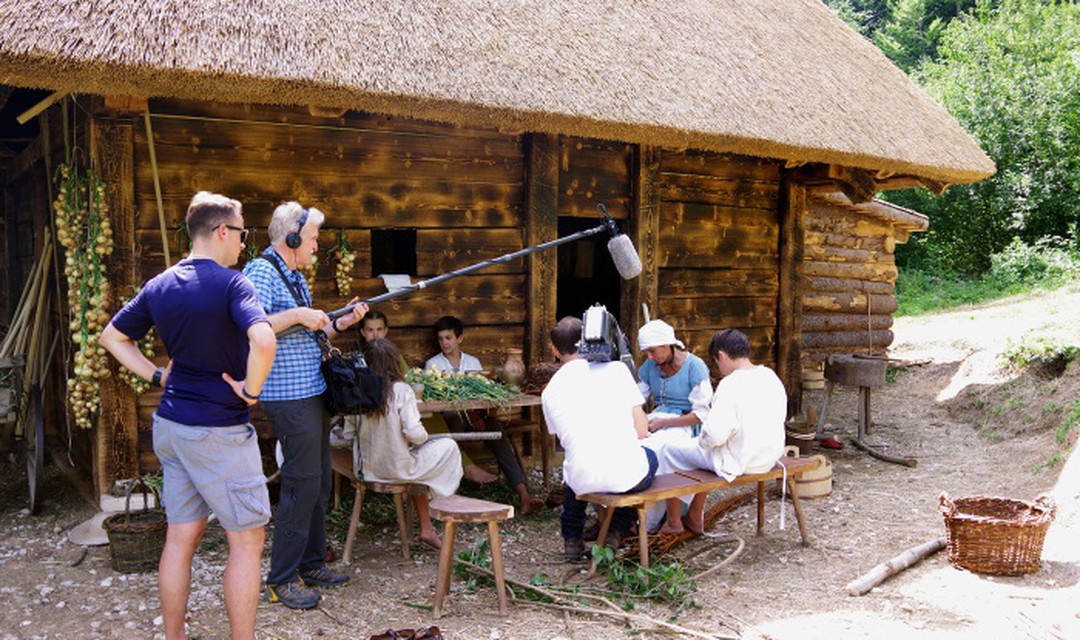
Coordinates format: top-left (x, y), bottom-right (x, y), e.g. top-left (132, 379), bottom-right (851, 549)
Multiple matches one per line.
top-left (519, 497), bottom-right (545, 517)
top-left (658, 520), bottom-right (685, 535)
top-left (463, 464), bottom-right (498, 484)
top-left (682, 512), bottom-right (705, 535)
top-left (419, 531), bottom-right (442, 550)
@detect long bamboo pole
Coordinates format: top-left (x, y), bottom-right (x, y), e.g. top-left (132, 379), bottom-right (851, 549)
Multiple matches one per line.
top-left (144, 111), bottom-right (171, 268)
top-left (26, 233), bottom-right (53, 384)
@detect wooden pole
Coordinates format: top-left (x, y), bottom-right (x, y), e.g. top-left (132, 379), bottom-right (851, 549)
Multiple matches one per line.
top-left (143, 111), bottom-right (171, 267)
top-left (845, 537), bottom-right (945, 596)
top-left (524, 133), bottom-right (559, 367)
top-left (90, 114), bottom-right (139, 497)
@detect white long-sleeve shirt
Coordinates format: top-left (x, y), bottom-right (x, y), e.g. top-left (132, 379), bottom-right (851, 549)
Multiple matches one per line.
top-left (700, 365), bottom-right (786, 481)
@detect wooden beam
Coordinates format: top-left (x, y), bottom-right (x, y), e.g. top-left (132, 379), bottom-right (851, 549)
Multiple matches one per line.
top-left (16, 91), bottom-right (65, 125)
top-left (100, 95), bottom-right (149, 117)
top-left (828, 165), bottom-right (877, 204)
top-left (622, 145), bottom-right (660, 344)
top-left (524, 133), bottom-right (559, 367)
top-left (776, 173), bottom-right (805, 417)
top-left (308, 105), bottom-right (348, 118)
top-left (90, 116), bottom-right (139, 497)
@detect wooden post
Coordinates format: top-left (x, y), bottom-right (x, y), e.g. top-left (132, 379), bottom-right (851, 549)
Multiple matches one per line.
top-left (524, 133), bottom-right (559, 366)
top-left (622, 145), bottom-right (660, 341)
top-left (90, 109), bottom-right (139, 498)
top-left (777, 174), bottom-right (805, 417)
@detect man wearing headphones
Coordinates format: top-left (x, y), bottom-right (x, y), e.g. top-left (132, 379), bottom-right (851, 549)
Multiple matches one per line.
top-left (243, 202), bottom-right (366, 610)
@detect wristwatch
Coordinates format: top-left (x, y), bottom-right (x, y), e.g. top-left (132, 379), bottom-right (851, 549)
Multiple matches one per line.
top-left (150, 367), bottom-right (165, 388)
top-left (331, 317), bottom-right (342, 333)
top-left (241, 387), bottom-right (260, 402)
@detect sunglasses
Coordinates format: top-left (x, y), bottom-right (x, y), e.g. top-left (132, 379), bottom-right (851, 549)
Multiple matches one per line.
top-left (223, 224), bottom-right (250, 243)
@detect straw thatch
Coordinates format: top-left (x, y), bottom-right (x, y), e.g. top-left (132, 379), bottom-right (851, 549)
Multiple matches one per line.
top-left (0, 0), bottom-right (994, 184)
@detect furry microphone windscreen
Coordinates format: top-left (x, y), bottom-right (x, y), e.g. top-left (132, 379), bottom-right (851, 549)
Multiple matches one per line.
top-left (607, 233), bottom-right (643, 279)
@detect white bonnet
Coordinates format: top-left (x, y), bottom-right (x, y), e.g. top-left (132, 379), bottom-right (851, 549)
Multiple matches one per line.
top-left (637, 320), bottom-right (685, 351)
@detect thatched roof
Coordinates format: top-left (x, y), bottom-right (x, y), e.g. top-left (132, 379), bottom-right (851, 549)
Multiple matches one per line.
top-left (0, 0), bottom-right (994, 184)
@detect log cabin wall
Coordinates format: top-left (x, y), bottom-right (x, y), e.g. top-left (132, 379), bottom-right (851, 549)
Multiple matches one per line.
top-left (129, 99), bottom-right (529, 473)
top-left (800, 192), bottom-right (927, 384)
top-left (656, 150), bottom-right (783, 370)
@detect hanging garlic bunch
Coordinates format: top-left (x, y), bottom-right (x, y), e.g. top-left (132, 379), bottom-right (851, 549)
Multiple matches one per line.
top-left (301, 253), bottom-right (318, 291)
top-left (54, 162), bottom-right (114, 429)
top-left (332, 229), bottom-right (355, 297)
top-left (116, 286), bottom-right (156, 395)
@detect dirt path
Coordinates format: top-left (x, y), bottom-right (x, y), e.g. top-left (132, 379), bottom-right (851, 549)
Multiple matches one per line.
top-left (1, 285), bottom-right (1078, 640)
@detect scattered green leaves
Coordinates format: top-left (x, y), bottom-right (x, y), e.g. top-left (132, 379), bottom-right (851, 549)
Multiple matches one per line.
top-left (590, 545), bottom-right (697, 609)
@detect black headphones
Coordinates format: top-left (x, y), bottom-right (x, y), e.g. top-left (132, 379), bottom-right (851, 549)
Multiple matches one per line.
top-left (285, 207), bottom-right (309, 249)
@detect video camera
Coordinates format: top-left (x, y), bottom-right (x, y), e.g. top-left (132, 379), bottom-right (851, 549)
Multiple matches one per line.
top-left (577, 304), bottom-right (638, 379)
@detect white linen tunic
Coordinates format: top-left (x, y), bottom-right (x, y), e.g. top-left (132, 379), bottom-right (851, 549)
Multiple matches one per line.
top-left (346, 381), bottom-right (463, 497)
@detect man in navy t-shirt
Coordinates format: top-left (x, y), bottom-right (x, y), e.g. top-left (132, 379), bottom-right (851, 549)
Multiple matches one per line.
top-left (101, 191), bottom-right (276, 640)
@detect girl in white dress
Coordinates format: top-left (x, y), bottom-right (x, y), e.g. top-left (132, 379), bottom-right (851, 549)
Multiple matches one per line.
top-left (350, 338), bottom-right (463, 549)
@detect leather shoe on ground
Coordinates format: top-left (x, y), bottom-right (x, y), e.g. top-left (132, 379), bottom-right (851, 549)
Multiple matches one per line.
top-left (266, 580), bottom-right (320, 610)
top-left (563, 537), bottom-right (586, 563)
top-left (300, 564), bottom-right (350, 588)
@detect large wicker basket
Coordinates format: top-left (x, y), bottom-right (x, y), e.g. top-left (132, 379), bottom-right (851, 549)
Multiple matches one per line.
top-left (102, 479), bottom-right (167, 573)
top-left (939, 493), bottom-right (1055, 576)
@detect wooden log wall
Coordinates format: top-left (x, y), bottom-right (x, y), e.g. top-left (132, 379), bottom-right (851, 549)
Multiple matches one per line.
top-left (801, 195), bottom-right (901, 366)
top-left (130, 99), bottom-right (529, 472)
top-left (655, 150), bottom-right (783, 370)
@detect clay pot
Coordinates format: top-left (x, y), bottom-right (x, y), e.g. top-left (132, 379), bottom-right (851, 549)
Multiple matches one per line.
top-left (501, 349), bottom-right (526, 387)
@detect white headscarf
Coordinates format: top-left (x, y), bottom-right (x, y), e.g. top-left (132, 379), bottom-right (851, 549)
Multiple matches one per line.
top-left (637, 320), bottom-right (685, 351)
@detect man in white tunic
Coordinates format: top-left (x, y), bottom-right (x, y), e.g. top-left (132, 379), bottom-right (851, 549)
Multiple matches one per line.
top-left (657, 329), bottom-right (786, 535)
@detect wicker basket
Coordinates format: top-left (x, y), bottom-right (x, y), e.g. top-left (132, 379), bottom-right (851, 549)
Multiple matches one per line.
top-left (939, 493), bottom-right (1055, 576)
top-left (102, 479), bottom-right (167, 573)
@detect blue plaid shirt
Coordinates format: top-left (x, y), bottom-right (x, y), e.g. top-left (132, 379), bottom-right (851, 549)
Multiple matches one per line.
top-left (243, 248), bottom-right (326, 401)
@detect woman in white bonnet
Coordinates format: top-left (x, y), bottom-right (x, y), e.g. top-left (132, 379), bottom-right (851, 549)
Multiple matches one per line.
top-left (635, 319), bottom-right (714, 532)
top-left (637, 319), bottom-right (713, 449)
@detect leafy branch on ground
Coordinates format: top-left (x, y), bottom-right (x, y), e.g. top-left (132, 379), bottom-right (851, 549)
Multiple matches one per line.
top-left (590, 544), bottom-right (698, 610)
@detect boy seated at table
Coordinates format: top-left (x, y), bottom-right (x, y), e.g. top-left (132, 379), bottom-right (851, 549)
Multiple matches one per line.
top-left (425, 315), bottom-right (544, 516)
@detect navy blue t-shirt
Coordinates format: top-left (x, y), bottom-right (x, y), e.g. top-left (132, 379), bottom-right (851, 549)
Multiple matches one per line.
top-left (110, 257), bottom-right (269, 426)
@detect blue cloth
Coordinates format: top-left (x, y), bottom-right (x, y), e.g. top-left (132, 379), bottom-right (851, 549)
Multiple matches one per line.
top-left (639, 353), bottom-right (710, 418)
top-left (243, 248), bottom-right (326, 401)
top-left (110, 258), bottom-right (268, 427)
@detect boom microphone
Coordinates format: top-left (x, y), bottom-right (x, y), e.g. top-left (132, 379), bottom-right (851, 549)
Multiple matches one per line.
top-left (597, 204), bottom-right (643, 280)
top-left (277, 202), bottom-right (642, 337)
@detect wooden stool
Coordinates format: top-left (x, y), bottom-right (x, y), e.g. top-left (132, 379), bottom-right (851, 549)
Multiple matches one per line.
top-left (429, 495), bottom-right (514, 618)
top-left (331, 448), bottom-right (427, 562)
top-left (344, 481), bottom-right (428, 562)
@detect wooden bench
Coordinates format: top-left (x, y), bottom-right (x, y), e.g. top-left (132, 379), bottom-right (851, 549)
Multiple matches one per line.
top-left (329, 448), bottom-right (429, 562)
top-left (429, 495), bottom-right (514, 618)
top-left (578, 454), bottom-right (821, 569)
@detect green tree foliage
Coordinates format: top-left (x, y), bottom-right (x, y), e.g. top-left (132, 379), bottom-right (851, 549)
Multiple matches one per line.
top-left (890, 0), bottom-right (1080, 273)
top-left (824, 0), bottom-right (890, 35)
top-left (874, 0), bottom-right (948, 71)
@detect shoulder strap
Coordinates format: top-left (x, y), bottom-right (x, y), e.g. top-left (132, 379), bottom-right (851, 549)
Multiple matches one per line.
top-left (254, 254), bottom-right (309, 308)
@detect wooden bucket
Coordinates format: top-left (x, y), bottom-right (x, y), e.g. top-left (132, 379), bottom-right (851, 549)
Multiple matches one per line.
top-left (794, 455), bottom-right (832, 498)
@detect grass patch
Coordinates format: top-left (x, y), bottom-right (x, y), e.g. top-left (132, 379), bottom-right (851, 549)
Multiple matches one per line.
top-left (1001, 336), bottom-right (1080, 370)
top-left (896, 237), bottom-right (1080, 317)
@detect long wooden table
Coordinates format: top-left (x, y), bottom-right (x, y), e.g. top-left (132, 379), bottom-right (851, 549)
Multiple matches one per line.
top-left (418, 394), bottom-right (553, 489)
